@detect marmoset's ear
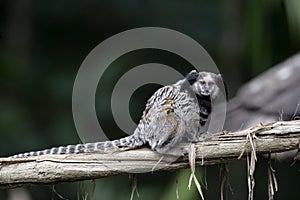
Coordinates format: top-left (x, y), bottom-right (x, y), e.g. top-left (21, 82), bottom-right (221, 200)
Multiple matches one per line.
top-left (185, 70), bottom-right (199, 85)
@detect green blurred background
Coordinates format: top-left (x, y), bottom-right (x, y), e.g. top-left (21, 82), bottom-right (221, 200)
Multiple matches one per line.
top-left (1, 0), bottom-right (300, 199)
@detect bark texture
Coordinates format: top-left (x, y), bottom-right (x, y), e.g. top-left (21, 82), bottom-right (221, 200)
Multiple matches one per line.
top-left (0, 120), bottom-right (299, 189)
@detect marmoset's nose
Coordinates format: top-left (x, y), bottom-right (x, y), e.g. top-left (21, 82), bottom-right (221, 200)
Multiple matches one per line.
top-left (203, 86), bottom-right (209, 93)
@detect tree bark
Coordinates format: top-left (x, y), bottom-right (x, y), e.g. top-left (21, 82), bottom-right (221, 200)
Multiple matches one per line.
top-left (0, 120), bottom-right (299, 189)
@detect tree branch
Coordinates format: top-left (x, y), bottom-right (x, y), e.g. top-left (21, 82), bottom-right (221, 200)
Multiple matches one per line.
top-left (0, 120), bottom-right (299, 189)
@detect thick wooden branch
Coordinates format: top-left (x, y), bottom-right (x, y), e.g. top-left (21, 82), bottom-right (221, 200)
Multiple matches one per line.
top-left (1, 120), bottom-right (299, 189)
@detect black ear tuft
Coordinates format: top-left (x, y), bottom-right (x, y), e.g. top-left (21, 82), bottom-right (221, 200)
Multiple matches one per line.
top-left (186, 70), bottom-right (199, 85)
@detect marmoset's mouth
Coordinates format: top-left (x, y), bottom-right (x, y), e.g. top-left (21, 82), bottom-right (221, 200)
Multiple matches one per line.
top-left (200, 90), bottom-right (210, 96)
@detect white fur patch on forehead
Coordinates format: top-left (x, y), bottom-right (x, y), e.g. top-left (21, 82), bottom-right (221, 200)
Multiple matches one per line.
top-left (198, 72), bottom-right (216, 82)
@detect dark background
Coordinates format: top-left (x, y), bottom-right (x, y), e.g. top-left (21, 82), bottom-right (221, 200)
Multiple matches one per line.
top-left (1, 0), bottom-right (300, 199)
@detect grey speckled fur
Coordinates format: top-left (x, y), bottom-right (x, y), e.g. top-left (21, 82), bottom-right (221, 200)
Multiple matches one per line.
top-left (11, 70), bottom-right (225, 158)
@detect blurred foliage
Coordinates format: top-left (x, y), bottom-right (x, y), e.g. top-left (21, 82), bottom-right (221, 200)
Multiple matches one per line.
top-left (285, 0), bottom-right (300, 43)
top-left (0, 0), bottom-right (299, 199)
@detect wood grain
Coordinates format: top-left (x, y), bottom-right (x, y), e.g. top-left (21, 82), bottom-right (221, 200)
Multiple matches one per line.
top-left (0, 120), bottom-right (299, 189)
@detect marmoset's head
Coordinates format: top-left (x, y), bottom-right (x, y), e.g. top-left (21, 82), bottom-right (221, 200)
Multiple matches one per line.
top-left (185, 70), bottom-right (225, 100)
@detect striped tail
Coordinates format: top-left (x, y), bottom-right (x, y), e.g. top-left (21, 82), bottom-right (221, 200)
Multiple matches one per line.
top-left (10, 134), bottom-right (145, 158)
